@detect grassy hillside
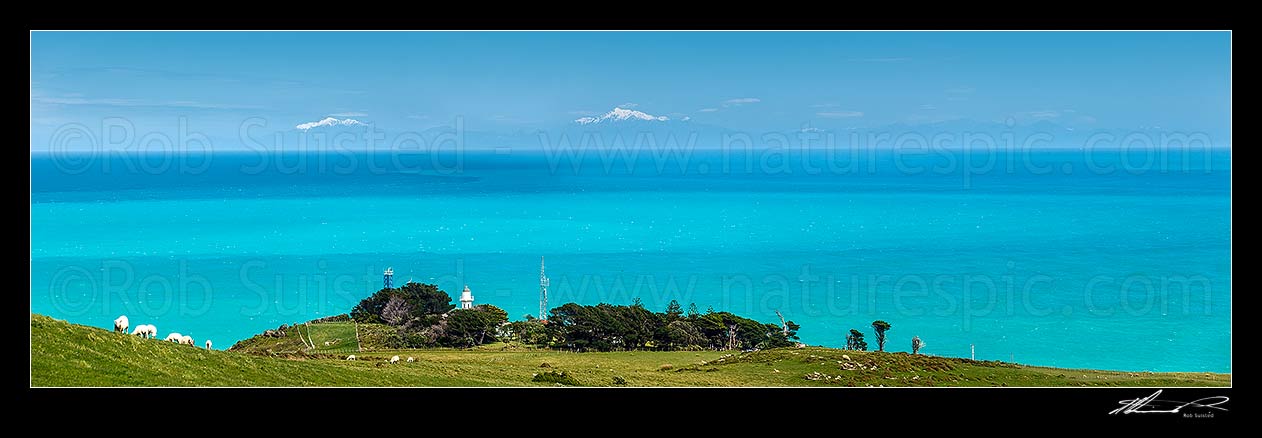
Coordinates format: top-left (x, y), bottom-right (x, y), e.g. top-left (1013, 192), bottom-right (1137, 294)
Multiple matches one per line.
top-left (31, 314), bottom-right (1230, 387)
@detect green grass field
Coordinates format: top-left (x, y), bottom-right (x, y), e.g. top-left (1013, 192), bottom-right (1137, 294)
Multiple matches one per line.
top-left (31, 314), bottom-right (1230, 387)
top-left (305, 322), bottom-right (360, 355)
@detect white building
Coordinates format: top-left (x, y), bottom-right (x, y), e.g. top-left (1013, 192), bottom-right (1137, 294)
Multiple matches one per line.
top-left (459, 285), bottom-right (474, 309)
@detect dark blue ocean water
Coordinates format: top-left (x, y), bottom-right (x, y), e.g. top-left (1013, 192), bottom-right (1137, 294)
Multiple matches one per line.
top-left (30, 148), bottom-right (1231, 372)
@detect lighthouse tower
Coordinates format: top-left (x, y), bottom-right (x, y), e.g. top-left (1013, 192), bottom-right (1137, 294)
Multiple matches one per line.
top-left (459, 285), bottom-right (474, 309)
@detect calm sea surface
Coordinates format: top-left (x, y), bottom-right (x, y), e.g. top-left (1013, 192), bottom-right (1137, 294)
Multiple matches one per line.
top-left (30, 149), bottom-right (1231, 372)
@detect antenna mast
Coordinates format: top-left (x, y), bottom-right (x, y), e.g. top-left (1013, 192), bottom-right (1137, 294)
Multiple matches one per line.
top-left (539, 256), bottom-right (549, 320)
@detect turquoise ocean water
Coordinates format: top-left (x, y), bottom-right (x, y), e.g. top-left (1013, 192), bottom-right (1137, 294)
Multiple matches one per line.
top-left (30, 149), bottom-right (1230, 372)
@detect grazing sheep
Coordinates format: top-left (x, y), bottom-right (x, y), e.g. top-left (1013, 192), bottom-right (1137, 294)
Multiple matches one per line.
top-left (406, 357), bottom-right (415, 363)
top-left (346, 355), bottom-right (357, 360)
top-left (165, 332), bottom-right (183, 342)
top-left (114, 315), bottom-right (129, 334)
top-left (205, 340), bottom-right (212, 350)
top-left (180, 335), bottom-right (195, 346)
top-left (132, 324), bottom-right (157, 339)
top-left (389, 355), bottom-right (400, 364)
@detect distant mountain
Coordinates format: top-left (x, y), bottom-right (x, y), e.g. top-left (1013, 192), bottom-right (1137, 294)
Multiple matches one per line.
top-left (573, 107), bottom-right (670, 124)
top-left (295, 117), bottom-right (366, 131)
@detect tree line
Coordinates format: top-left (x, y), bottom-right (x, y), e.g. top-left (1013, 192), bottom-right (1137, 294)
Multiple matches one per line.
top-left (350, 283), bottom-right (799, 351)
top-left (352, 282), bottom-right (925, 354)
top-left (536, 298), bottom-right (800, 352)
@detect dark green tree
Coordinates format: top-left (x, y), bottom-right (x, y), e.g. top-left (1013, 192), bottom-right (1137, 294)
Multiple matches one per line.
top-left (762, 320), bottom-right (801, 348)
top-left (398, 281), bottom-right (456, 317)
top-left (664, 319), bottom-right (705, 349)
top-left (350, 288), bottom-right (395, 324)
top-left (871, 320), bottom-right (892, 351)
top-left (441, 304), bottom-right (509, 347)
top-left (665, 300), bottom-right (684, 321)
top-left (846, 329), bottom-right (868, 351)
top-left (686, 303), bottom-right (700, 319)
top-left (506, 319), bottom-right (549, 346)
top-left (350, 282), bottom-right (456, 324)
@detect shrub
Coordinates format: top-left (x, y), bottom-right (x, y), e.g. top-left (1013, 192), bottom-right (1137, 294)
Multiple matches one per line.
top-left (612, 376), bottom-right (627, 385)
top-left (532, 370), bottom-right (580, 386)
top-left (540, 362), bottom-right (552, 368)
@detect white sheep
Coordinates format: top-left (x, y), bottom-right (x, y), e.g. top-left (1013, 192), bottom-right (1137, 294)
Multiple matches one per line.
top-left (165, 332), bottom-right (183, 342)
top-left (132, 324), bottom-right (157, 339)
top-left (180, 335), bottom-right (195, 346)
top-left (406, 357), bottom-right (415, 363)
top-left (205, 340), bottom-right (212, 350)
top-left (389, 355), bottom-right (400, 364)
top-left (346, 355), bottom-right (357, 360)
top-left (114, 315), bottom-right (129, 334)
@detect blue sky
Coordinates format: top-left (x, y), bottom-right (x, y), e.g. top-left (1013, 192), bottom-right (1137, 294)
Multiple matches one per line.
top-left (30, 31), bottom-right (1231, 150)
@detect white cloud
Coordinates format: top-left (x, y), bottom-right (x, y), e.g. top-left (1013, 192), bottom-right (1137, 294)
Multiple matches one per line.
top-left (329, 111), bottom-right (368, 117)
top-left (681, 116), bottom-right (691, 121)
top-left (698, 108), bottom-right (719, 113)
top-left (568, 110), bottom-right (597, 116)
top-left (1026, 110), bottom-right (1061, 119)
top-left (811, 103), bottom-right (841, 108)
top-left (945, 86), bottom-right (976, 94)
top-left (618, 102), bottom-right (639, 108)
top-left (919, 104), bottom-right (937, 110)
top-left (817, 111), bottom-right (864, 118)
top-left (295, 117), bottom-right (366, 131)
top-left (407, 114), bottom-right (431, 120)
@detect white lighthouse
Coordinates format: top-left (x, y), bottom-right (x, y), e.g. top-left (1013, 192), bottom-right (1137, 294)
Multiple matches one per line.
top-left (459, 285), bottom-right (474, 309)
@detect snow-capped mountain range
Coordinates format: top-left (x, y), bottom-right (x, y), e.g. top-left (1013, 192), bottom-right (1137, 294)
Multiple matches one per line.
top-left (574, 107), bottom-right (669, 124)
top-left (296, 117), bottom-right (366, 131)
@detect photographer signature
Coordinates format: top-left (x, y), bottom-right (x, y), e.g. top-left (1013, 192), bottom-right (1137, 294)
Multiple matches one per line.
top-left (1109, 390), bottom-right (1229, 415)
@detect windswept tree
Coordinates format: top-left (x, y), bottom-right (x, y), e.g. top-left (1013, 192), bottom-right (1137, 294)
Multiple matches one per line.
top-left (912, 336), bottom-right (925, 355)
top-left (350, 281), bottom-right (455, 324)
top-left (871, 320), bottom-right (892, 351)
top-left (381, 295), bottom-right (411, 326)
top-left (442, 304), bottom-right (509, 347)
top-left (846, 329), bottom-right (868, 351)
